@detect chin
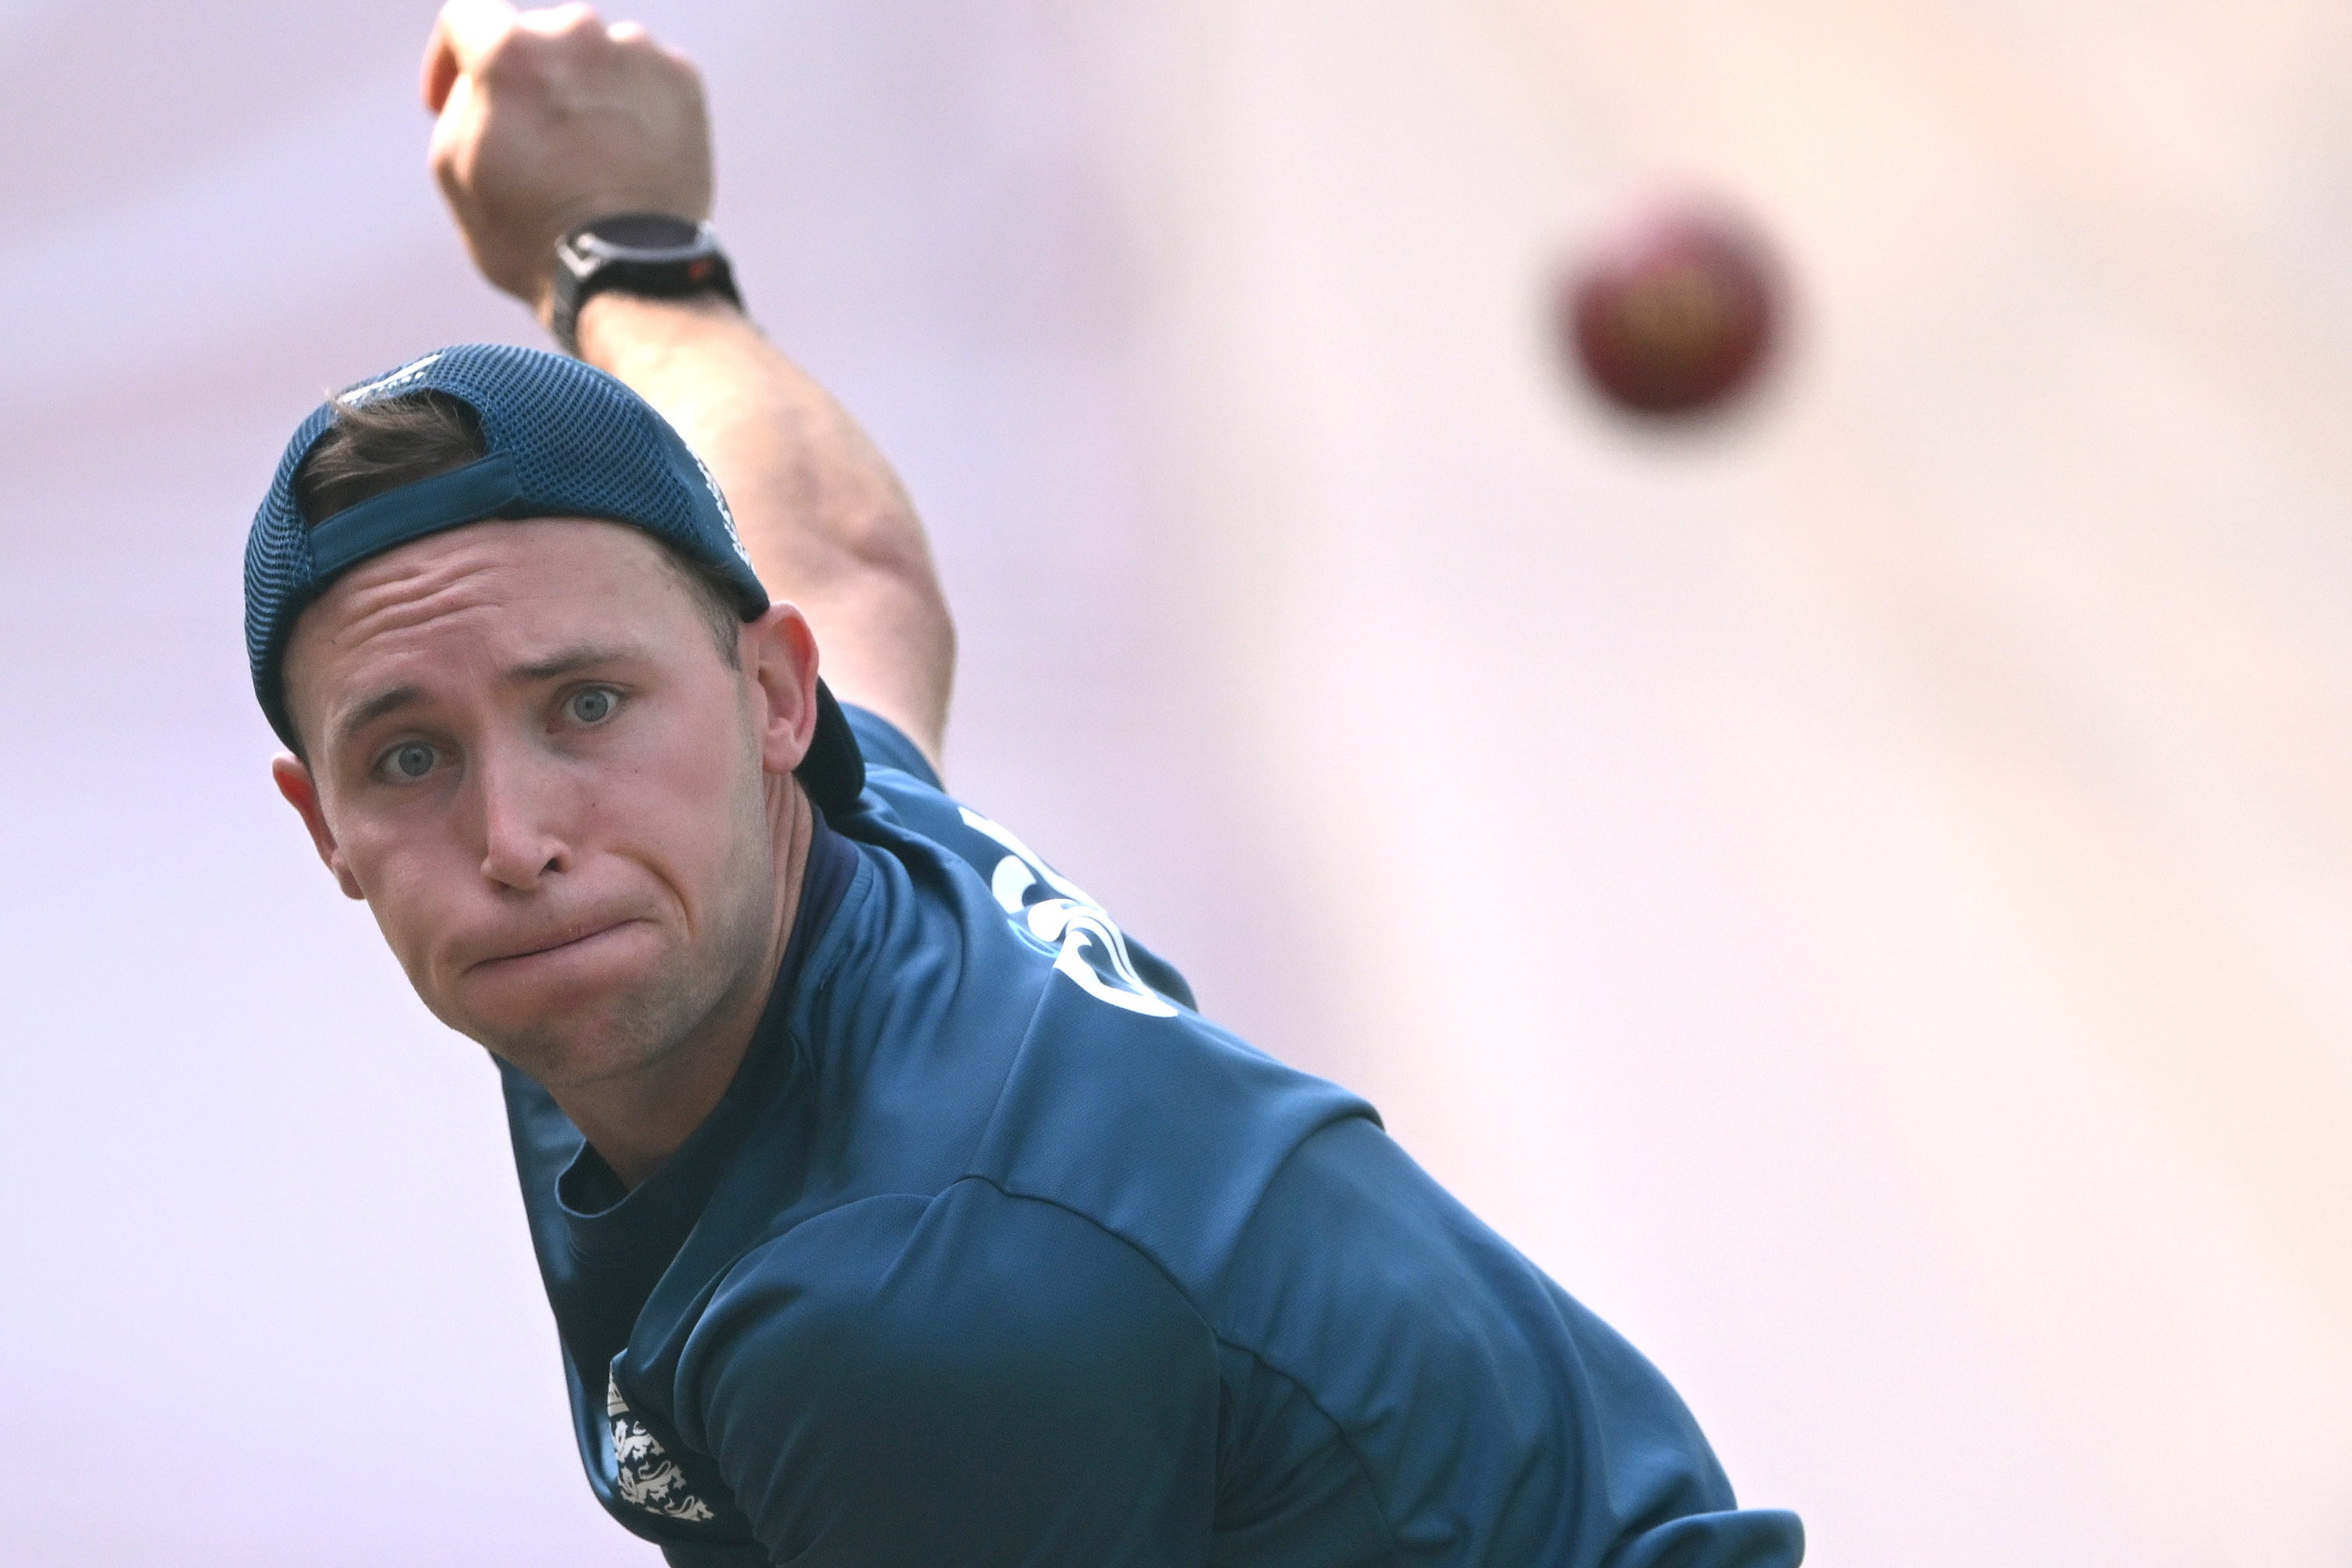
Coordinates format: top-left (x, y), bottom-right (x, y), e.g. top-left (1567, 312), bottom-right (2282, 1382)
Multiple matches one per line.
top-left (450, 957), bottom-right (700, 1088)
top-left (470, 995), bottom-right (689, 1089)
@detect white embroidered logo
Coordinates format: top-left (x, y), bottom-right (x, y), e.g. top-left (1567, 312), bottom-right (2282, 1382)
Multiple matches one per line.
top-left (959, 807), bottom-right (1178, 1018)
top-left (607, 1372), bottom-right (716, 1523)
top-left (337, 352), bottom-right (445, 408)
top-left (687, 448), bottom-right (754, 568)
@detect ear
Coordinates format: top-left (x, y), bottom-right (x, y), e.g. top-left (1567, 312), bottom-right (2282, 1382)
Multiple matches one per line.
top-left (273, 754), bottom-right (366, 901)
top-left (741, 604), bottom-right (820, 777)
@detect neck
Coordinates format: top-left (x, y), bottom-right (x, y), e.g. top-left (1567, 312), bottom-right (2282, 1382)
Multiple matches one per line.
top-left (555, 780), bottom-right (816, 1189)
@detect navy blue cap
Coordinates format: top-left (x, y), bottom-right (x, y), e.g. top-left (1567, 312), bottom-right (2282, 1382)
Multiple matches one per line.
top-left (244, 343), bottom-right (864, 812)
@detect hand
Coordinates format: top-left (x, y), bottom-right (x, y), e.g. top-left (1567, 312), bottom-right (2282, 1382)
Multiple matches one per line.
top-left (423, 0), bottom-right (714, 315)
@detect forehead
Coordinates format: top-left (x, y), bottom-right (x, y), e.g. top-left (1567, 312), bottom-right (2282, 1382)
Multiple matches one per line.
top-left (282, 517), bottom-right (702, 731)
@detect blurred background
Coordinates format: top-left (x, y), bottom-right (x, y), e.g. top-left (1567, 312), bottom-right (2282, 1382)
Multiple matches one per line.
top-left (3, 1), bottom-right (2349, 1562)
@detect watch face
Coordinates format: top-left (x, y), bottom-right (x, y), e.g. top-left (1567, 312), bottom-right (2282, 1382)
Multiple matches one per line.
top-left (574, 213), bottom-right (707, 260)
top-left (551, 214), bottom-right (739, 351)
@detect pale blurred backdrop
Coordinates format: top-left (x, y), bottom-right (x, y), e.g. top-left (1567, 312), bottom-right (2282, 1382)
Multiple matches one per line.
top-left (3, 2), bottom-right (2349, 1563)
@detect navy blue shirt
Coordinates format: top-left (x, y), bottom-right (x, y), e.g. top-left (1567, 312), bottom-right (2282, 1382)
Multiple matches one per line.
top-left (501, 708), bottom-right (1804, 1566)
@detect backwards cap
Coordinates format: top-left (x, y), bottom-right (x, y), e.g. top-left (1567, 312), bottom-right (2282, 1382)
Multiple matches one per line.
top-left (243, 342), bottom-right (864, 812)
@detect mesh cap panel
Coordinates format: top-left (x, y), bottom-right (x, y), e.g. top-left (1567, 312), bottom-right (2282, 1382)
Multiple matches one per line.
top-left (243, 343), bottom-right (866, 810)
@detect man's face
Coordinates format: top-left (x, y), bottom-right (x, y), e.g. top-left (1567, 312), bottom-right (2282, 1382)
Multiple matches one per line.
top-left (277, 518), bottom-right (785, 1089)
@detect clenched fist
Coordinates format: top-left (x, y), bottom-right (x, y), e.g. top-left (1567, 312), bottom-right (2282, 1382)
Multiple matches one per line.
top-left (423, 0), bottom-right (714, 314)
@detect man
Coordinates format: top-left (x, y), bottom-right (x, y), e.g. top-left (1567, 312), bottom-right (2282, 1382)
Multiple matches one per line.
top-left (250, 3), bottom-right (1807, 1563)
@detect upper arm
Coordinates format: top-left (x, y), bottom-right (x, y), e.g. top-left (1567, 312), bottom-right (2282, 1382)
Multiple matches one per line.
top-left (577, 293), bottom-right (955, 773)
top-left (786, 555), bottom-right (953, 778)
top-left (676, 1187), bottom-right (1219, 1567)
top-left (1220, 1117), bottom-right (1806, 1566)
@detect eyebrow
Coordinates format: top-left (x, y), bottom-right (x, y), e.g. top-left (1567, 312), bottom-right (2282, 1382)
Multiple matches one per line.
top-left (330, 646), bottom-right (641, 751)
top-left (511, 644), bottom-right (636, 683)
top-left (334, 684), bottom-right (423, 749)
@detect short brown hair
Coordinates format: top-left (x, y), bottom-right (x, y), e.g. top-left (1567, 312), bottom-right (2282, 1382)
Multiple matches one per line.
top-left (295, 390), bottom-right (746, 667)
top-left (296, 390), bottom-right (487, 522)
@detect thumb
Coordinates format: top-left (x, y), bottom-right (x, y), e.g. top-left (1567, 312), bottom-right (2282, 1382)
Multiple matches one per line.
top-left (421, 0), bottom-right (519, 111)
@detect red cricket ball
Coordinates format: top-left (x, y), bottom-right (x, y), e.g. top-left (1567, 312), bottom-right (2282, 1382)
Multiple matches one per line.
top-left (1564, 204), bottom-right (1780, 417)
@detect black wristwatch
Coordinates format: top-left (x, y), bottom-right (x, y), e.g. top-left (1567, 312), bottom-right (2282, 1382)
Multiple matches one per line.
top-left (549, 213), bottom-right (743, 356)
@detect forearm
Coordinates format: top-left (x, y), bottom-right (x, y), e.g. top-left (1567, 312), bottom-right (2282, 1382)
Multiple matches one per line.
top-left (574, 292), bottom-right (955, 766)
top-left (419, 2), bottom-right (953, 766)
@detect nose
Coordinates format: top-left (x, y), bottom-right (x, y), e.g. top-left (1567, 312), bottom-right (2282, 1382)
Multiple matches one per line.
top-left (468, 741), bottom-right (574, 894)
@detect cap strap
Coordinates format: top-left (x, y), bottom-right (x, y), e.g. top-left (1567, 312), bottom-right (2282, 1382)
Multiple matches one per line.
top-left (308, 453), bottom-right (524, 577)
top-left (799, 681), bottom-right (869, 814)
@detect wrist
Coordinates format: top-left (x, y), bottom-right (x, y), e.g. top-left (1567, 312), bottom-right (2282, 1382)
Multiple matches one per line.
top-left (572, 290), bottom-right (752, 373)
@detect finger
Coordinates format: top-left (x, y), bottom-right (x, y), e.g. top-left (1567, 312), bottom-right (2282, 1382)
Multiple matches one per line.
top-left (420, 0), bottom-right (519, 111)
top-left (604, 17), bottom-right (692, 79)
top-left (421, 21), bottom-right (455, 111)
top-left (514, 2), bottom-right (600, 40)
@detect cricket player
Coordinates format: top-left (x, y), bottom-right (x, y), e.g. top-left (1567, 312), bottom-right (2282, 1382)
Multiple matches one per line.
top-left (248, 4), bottom-right (1807, 1563)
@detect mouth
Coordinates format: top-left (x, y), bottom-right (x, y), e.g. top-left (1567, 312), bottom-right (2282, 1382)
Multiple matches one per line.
top-left (468, 919), bottom-right (643, 975)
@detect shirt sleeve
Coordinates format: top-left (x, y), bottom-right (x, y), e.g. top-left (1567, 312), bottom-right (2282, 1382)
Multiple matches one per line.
top-left (841, 702), bottom-right (944, 791)
top-left (671, 1182), bottom-right (1220, 1568)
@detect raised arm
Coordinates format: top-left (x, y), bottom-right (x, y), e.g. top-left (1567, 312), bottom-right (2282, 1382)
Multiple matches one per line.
top-left (420, 0), bottom-right (955, 767)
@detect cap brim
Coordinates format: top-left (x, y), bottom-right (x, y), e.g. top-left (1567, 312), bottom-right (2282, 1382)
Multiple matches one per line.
top-left (796, 680), bottom-right (867, 815)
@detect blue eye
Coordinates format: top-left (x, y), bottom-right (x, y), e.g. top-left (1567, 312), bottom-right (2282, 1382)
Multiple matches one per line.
top-left (567, 687), bottom-right (618, 725)
top-left (382, 742), bottom-right (437, 781)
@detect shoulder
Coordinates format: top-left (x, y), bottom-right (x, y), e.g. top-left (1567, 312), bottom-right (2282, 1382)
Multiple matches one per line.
top-left (827, 704), bottom-right (1199, 1013)
top-left (819, 711), bottom-right (1376, 1301)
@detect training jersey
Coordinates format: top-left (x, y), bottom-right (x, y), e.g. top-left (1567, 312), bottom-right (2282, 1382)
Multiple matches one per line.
top-left (499, 708), bottom-right (1805, 1567)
